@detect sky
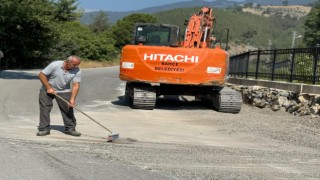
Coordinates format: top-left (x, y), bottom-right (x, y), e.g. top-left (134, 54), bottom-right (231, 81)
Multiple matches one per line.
top-left (77, 0), bottom-right (243, 12)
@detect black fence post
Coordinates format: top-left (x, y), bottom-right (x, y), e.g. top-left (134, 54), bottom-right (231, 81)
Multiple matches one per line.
top-left (271, 50), bottom-right (277, 81)
top-left (245, 52), bottom-right (249, 78)
top-left (231, 57), bottom-right (235, 77)
top-left (229, 57), bottom-right (233, 76)
top-left (236, 56), bottom-right (240, 77)
top-left (230, 55), bottom-right (237, 77)
top-left (255, 50), bottom-right (260, 79)
top-left (289, 49), bottom-right (296, 82)
top-left (312, 47), bottom-right (319, 84)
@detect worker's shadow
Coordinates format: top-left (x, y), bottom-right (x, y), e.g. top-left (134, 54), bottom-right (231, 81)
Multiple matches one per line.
top-left (50, 125), bottom-right (65, 132)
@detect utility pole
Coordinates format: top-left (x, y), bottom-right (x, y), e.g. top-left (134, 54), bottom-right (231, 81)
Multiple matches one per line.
top-left (268, 39), bottom-right (272, 50)
top-left (267, 39), bottom-right (272, 62)
top-left (291, 31), bottom-right (297, 48)
top-left (291, 31), bottom-right (302, 49)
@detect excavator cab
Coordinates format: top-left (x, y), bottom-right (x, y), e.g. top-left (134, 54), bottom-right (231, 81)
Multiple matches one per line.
top-left (132, 23), bottom-right (180, 47)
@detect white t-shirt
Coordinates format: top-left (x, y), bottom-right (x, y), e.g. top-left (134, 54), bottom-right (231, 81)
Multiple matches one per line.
top-left (41, 61), bottom-right (81, 93)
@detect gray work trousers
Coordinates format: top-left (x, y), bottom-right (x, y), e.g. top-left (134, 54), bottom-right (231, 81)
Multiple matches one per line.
top-left (38, 91), bottom-right (77, 132)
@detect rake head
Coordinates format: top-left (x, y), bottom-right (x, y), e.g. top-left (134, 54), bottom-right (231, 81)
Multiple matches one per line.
top-left (107, 133), bottom-right (119, 142)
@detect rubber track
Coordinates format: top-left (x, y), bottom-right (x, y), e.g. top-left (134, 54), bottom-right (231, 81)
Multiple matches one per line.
top-left (212, 87), bottom-right (242, 113)
top-left (132, 87), bottom-right (156, 110)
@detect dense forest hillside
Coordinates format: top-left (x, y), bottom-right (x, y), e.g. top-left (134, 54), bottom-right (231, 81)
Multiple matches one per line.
top-left (80, 0), bottom-right (316, 24)
top-left (153, 6), bottom-right (305, 51)
top-left (243, 0), bottom-right (316, 6)
top-left (80, 0), bottom-right (237, 24)
top-left (79, 0), bottom-right (311, 53)
top-left (1, 0), bottom-right (316, 68)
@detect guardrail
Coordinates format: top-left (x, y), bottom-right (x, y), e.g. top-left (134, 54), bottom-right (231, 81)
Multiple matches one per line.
top-left (229, 47), bottom-right (320, 84)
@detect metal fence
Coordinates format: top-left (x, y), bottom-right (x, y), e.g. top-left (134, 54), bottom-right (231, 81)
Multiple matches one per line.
top-left (229, 47), bottom-right (320, 84)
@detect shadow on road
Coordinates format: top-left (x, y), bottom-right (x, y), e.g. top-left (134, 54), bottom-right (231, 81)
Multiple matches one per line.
top-left (112, 95), bottom-right (211, 110)
top-left (0, 70), bottom-right (39, 80)
top-left (50, 125), bottom-right (65, 132)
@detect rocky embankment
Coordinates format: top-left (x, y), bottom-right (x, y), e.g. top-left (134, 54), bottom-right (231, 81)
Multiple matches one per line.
top-left (227, 83), bottom-right (320, 118)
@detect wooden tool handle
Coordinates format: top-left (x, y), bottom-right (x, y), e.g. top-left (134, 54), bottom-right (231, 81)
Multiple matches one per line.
top-left (54, 93), bottom-right (113, 134)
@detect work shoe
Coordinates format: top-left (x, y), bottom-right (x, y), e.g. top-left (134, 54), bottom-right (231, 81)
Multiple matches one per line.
top-left (37, 130), bottom-right (50, 136)
top-left (65, 130), bottom-right (81, 137)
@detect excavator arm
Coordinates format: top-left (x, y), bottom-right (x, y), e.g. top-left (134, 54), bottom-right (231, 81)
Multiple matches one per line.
top-left (183, 7), bottom-right (215, 48)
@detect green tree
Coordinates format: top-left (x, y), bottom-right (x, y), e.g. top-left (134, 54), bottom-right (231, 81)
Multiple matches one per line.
top-left (89, 11), bottom-right (111, 33)
top-left (0, 0), bottom-right (82, 68)
top-left (53, 0), bottom-right (82, 22)
top-left (0, 0), bottom-right (57, 68)
top-left (303, 5), bottom-right (320, 47)
top-left (241, 30), bottom-right (257, 46)
top-left (52, 21), bottom-right (117, 61)
top-left (112, 13), bottom-right (158, 49)
top-left (294, 55), bottom-right (314, 81)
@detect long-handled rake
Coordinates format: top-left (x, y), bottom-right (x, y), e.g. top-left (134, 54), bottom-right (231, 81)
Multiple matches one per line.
top-left (54, 94), bottom-right (119, 142)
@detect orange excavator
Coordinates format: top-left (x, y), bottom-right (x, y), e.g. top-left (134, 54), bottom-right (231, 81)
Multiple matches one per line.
top-left (119, 7), bottom-right (242, 113)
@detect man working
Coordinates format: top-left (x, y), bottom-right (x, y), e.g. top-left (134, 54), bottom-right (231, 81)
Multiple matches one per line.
top-left (37, 55), bottom-right (82, 136)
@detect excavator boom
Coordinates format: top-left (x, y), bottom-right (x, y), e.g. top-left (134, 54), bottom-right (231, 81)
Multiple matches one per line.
top-left (183, 7), bottom-right (214, 48)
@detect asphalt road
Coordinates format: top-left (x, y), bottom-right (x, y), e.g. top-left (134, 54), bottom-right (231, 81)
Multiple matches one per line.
top-left (0, 67), bottom-right (319, 180)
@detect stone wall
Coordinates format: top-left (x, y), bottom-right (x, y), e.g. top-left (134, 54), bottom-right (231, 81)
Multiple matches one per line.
top-left (227, 83), bottom-right (320, 118)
